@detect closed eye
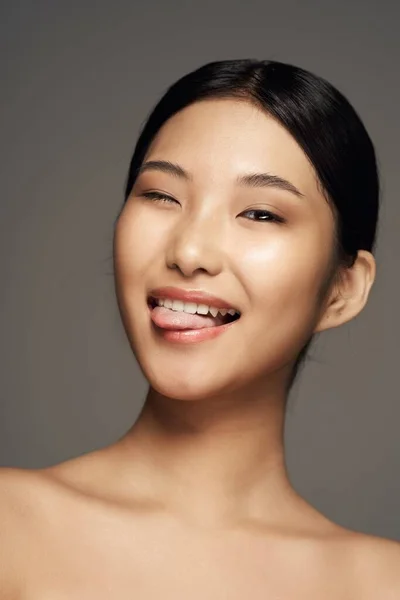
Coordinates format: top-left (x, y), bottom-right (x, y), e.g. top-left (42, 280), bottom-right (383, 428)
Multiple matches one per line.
top-left (141, 192), bottom-right (285, 224)
top-left (141, 191), bottom-right (178, 204)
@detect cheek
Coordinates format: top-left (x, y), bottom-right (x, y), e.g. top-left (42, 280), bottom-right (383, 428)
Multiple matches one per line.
top-left (239, 228), bottom-right (330, 296)
top-left (236, 231), bottom-right (330, 352)
top-left (114, 205), bottom-right (162, 281)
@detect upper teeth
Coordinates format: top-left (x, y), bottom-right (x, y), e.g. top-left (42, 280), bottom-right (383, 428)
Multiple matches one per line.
top-left (155, 298), bottom-right (240, 318)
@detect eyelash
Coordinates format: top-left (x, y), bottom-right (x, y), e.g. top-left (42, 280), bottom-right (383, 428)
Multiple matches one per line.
top-left (141, 191), bottom-right (286, 224)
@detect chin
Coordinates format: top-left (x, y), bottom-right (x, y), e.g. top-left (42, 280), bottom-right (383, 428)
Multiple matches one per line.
top-left (143, 365), bottom-right (244, 403)
top-left (150, 376), bottom-right (225, 402)
top-left (151, 385), bottom-right (210, 402)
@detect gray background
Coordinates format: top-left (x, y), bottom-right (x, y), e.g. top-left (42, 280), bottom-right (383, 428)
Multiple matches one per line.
top-left (0, 1), bottom-right (398, 540)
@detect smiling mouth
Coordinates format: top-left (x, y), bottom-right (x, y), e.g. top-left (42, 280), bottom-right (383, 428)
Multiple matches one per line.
top-left (147, 297), bottom-right (241, 326)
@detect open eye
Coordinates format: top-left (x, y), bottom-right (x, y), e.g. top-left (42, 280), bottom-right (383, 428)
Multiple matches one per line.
top-left (241, 209), bottom-right (285, 224)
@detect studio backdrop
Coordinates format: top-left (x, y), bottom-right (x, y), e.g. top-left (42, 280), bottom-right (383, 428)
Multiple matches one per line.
top-left (0, 0), bottom-right (398, 540)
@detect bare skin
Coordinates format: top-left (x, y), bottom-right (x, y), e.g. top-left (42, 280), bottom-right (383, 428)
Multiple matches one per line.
top-left (1, 98), bottom-right (399, 598)
top-left (1, 456), bottom-right (400, 599)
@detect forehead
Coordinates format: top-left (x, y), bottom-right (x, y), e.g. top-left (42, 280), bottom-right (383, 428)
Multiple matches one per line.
top-left (145, 98), bottom-right (321, 201)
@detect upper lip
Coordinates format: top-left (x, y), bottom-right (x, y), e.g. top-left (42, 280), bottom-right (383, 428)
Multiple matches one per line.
top-left (148, 286), bottom-right (240, 312)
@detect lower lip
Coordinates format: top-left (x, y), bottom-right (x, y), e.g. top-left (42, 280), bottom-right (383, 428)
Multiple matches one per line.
top-left (148, 307), bottom-right (239, 344)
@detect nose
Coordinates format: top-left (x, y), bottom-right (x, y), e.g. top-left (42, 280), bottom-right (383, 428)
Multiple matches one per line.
top-left (165, 212), bottom-right (225, 278)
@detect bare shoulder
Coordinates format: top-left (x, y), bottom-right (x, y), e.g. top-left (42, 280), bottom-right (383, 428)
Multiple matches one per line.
top-left (346, 531), bottom-right (400, 598)
top-left (0, 449), bottom-right (109, 517)
top-left (0, 466), bottom-right (55, 595)
top-left (0, 448), bottom-right (119, 533)
top-left (0, 465), bottom-right (62, 541)
top-left (295, 508), bottom-right (400, 598)
top-left (0, 462), bottom-right (98, 597)
top-left (0, 464), bottom-right (62, 514)
top-left (0, 466), bottom-right (48, 527)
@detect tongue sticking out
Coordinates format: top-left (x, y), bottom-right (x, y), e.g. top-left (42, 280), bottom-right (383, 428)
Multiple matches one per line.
top-left (151, 306), bottom-right (225, 330)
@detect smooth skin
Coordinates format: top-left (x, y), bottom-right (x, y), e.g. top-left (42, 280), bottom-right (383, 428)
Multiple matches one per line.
top-left (1, 99), bottom-right (399, 599)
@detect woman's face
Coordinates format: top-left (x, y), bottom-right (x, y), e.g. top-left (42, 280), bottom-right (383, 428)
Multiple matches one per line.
top-left (114, 99), bottom-right (336, 400)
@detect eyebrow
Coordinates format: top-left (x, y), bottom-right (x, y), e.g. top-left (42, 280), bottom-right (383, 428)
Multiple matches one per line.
top-left (137, 160), bottom-right (305, 199)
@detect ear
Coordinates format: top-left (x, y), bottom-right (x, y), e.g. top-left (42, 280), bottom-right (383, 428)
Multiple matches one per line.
top-left (313, 250), bottom-right (376, 334)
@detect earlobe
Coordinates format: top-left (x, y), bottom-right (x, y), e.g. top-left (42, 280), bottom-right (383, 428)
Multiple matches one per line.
top-left (313, 250), bottom-right (376, 334)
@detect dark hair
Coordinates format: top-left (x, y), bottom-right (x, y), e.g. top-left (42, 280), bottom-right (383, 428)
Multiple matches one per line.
top-left (119, 59), bottom-right (380, 392)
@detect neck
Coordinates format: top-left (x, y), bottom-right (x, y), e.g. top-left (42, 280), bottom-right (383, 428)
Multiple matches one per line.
top-left (117, 378), bottom-right (300, 528)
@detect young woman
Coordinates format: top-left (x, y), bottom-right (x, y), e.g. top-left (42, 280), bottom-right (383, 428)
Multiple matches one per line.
top-left (1, 59), bottom-right (399, 598)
